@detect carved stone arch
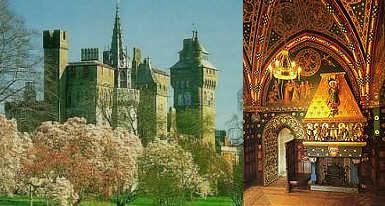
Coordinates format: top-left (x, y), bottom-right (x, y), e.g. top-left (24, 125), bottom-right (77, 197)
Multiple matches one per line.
top-left (262, 114), bottom-right (304, 185)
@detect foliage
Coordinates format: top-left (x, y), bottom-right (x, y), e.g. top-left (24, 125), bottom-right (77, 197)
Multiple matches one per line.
top-left (0, 114), bottom-right (32, 195)
top-left (0, 195), bottom-right (45, 206)
top-left (175, 108), bottom-right (214, 139)
top-left (219, 158), bottom-right (243, 206)
top-left (111, 189), bottom-right (137, 206)
top-left (137, 92), bottom-right (167, 146)
top-left (138, 139), bottom-right (206, 206)
top-left (178, 136), bottom-right (232, 196)
top-left (22, 117), bottom-right (143, 205)
top-left (126, 196), bottom-right (233, 206)
top-left (0, 195), bottom-right (233, 206)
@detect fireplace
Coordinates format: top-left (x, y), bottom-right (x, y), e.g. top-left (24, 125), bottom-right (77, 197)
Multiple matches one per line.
top-left (302, 73), bottom-right (367, 193)
top-left (319, 158), bottom-right (349, 186)
top-left (325, 162), bottom-right (345, 186)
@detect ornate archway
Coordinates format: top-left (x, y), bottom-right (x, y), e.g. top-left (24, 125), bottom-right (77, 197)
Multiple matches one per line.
top-left (262, 114), bottom-right (305, 185)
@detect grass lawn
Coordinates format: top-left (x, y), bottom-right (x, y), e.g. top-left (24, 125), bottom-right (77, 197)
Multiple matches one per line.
top-left (0, 196), bottom-right (233, 206)
top-left (0, 195), bottom-right (46, 206)
top-left (128, 197), bottom-right (232, 206)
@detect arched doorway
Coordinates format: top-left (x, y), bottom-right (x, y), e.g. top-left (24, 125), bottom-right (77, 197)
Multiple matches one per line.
top-left (278, 128), bottom-right (294, 177)
top-left (262, 114), bottom-right (304, 185)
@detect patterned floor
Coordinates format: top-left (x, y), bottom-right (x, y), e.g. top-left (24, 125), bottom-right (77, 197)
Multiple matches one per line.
top-left (244, 180), bottom-right (385, 206)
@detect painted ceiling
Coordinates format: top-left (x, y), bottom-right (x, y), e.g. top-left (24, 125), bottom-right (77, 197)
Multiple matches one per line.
top-left (243, 0), bottom-right (384, 111)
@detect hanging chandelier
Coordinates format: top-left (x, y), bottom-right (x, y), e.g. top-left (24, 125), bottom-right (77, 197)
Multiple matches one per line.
top-left (268, 49), bottom-right (302, 80)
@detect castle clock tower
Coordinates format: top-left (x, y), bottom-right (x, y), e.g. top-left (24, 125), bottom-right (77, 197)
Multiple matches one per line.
top-left (170, 31), bottom-right (218, 145)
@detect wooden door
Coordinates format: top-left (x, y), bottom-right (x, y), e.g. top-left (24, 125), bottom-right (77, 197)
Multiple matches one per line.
top-left (286, 139), bottom-right (297, 181)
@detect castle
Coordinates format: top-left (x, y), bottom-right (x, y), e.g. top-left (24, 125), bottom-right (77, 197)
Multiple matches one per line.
top-left (5, 4), bottom-right (218, 145)
top-left (170, 31), bottom-right (218, 145)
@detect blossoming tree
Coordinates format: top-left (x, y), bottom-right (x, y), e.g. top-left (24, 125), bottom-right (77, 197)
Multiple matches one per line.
top-left (178, 136), bottom-right (232, 195)
top-left (138, 139), bottom-right (207, 205)
top-left (0, 114), bottom-right (32, 195)
top-left (22, 117), bottom-right (142, 205)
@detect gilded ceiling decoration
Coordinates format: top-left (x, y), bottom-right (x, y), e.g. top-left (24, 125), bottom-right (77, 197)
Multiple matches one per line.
top-left (372, 11), bottom-right (385, 104)
top-left (341, 0), bottom-right (374, 51)
top-left (270, 0), bottom-right (338, 47)
top-left (294, 48), bottom-right (322, 77)
top-left (243, 0), bottom-right (383, 111)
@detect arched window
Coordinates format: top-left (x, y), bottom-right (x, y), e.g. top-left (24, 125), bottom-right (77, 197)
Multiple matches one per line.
top-left (180, 80), bottom-right (185, 89)
top-left (184, 92), bottom-right (192, 106)
top-left (178, 94), bottom-right (184, 105)
top-left (67, 92), bottom-right (71, 106)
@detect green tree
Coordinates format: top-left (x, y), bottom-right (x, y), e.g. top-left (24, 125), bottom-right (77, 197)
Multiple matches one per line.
top-left (137, 91), bottom-right (168, 145)
top-left (178, 136), bottom-right (232, 195)
top-left (175, 108), bottom-right (215, 144)
top-left (138, 140), bottom-right (205, 206)
top-left (222, 150), bottom-right (243, 206)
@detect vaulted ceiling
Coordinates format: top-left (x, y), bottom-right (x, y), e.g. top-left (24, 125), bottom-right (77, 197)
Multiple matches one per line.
top-left (243, 0), bottom-right (384, 111)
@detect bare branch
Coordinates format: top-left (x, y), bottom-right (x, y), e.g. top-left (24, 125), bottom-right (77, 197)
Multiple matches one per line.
top-left (0, 0), bottom-right (41, 104)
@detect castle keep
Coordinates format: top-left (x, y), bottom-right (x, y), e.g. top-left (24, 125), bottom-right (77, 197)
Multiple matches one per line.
top-left (170, 31), bottom-right (218, 145)
top-left (5, 4), bottom-right (218, 145)
top-left (41, 4), bottom-right (141, 134)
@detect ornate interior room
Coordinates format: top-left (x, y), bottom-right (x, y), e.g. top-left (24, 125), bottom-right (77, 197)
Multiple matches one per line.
top-left (243, 0), bottom-right (385, 205)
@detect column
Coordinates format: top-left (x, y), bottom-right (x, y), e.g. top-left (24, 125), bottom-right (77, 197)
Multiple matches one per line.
top-left (310, 157), bottom-right (317, 184)
top-left (351, 159), bottom-right (360, 185)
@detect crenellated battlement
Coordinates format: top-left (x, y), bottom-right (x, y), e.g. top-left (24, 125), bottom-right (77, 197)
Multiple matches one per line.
top-left (43, 29), bottom-right (69, 49)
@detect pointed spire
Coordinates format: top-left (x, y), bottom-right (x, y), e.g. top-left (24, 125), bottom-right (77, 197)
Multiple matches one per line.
top-left (191, 29), bottom-right (207, 54)
top-left (110, 0), bottom-right (128, 70)
top-left (191, 23), bottom-right (199, 41)
top-left (193, 30), bottom-right (198, 41)
top-left (115, 0), bottom-right (121, 22)
top-left (108, 0), bottom-right (131, 88)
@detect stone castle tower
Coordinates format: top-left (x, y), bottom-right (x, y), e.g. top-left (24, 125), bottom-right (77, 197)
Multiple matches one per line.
top-left (5, 4), bottom-right (218, 145)
top-left (170, 31), bottom-right (218, 145)
top-left (135, 56), bottom-right (169, 143)
top-left (43, 30), bottom-right (68, 122)
top-left (39, 3), bottom-right (168, 139)
top-left (102, 3), bottom-right (139, 132)
top-left (131, 47), bottom-right (142, 88)
top-left (40, 3), bottom-right (140, 134)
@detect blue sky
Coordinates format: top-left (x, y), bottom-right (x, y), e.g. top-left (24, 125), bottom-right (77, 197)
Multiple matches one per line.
top-left (9, 0), bottom-right (242, 130)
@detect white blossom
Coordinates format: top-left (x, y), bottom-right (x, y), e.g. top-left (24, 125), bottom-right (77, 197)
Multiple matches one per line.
top-left (44, 177), bottom-right (79, 206)
top-left (0, 115), bottom-right (32, 195)
top-left (139, 139), bottom-right (209, 202)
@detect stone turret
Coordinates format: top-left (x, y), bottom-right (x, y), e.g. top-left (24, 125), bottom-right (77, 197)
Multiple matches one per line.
top-left (136, 57), bottom-right (169, 143)
top-left (43, 29), bottom-right (69, 122)
top-left (170, 31), bottom-right (218, 145)
top-left (131, 47), bottom-right (142, 88)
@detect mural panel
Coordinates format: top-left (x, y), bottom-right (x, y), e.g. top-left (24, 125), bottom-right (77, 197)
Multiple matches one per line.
top-left (265, 47), bottom-right (345, 108)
